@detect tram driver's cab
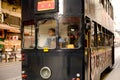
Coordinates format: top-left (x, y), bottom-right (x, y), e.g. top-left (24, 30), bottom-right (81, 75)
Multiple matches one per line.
top-left (37, 18), bottom-right (81, 49)
top-left (23, 18), bottom-right (81, 49)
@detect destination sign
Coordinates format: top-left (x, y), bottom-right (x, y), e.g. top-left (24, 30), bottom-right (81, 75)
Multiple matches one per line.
top-left (37, 0), bottom-right (55, 11)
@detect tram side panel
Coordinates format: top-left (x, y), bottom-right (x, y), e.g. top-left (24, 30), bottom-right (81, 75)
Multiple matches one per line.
top-left (85, 0), bottom-right (114, 32)
top-left (90, 47), bottom-right (113, 80)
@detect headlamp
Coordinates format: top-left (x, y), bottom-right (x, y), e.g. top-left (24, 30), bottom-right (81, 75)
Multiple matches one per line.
top-left (40, 67), bottom-right (52, 79)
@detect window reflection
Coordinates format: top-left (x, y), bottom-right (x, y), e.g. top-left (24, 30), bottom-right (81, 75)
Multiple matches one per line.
top-left (37, 19), bottom-right (57, 49)
top-left (23, 25), bottom-right (35, 49)
top-left (59, 17), bottom-right (81, 49)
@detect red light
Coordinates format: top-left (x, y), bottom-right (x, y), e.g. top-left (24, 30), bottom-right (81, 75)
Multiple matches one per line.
top-left (22, 54), bottom-right (25, 61)
top-left (22, 54), bottom-right (24, 57)
top-left (22, 57), bottom-right (25, 61)
top-left (22, 74), bottom-right (27, 79)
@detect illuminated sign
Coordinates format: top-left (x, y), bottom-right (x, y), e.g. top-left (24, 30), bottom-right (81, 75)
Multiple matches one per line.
top-left (37, 0), bottom-right (55, 11)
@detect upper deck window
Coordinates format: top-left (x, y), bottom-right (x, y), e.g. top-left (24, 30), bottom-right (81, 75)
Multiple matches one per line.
top-left (100, 0), bottom-right (104, 7)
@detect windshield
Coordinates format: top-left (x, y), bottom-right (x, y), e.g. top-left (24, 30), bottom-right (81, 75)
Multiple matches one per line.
top-left (37, 19), bottom-right (57, 49)
top-left (37, 17), bottom-right (81, 49)
top-left (23, 25), bottom-right (35, 49)
top-left (59, 17), bottom-right (81, 49)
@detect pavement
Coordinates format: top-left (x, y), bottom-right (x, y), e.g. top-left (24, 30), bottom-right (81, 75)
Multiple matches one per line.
top-left (0, 62), bottom-right (22, 80)
top-left (5, 76), bottom-right (22, 80)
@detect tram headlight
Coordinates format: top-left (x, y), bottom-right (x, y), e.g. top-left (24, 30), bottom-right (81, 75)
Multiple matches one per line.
top-left (40, 67), bottom-right (52, 79)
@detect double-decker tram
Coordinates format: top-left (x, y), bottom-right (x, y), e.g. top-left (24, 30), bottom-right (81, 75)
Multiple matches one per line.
top-left (21, 0), bottom-right (114, 80)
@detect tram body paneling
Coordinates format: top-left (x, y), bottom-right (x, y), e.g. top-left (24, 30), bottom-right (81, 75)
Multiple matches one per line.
top-left (85, 0), bottom-right (114, 32)
top-left (22, 49), bottom-right (84, 80)
top-left (21, 0), bottom-right (114, 80)
top-left (85, 0), bottom-right (114, 80)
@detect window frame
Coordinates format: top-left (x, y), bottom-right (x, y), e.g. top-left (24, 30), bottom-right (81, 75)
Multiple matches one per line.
top-left (58, 16), bottom-right (81, 49)
top-left (37, 18), bottom-right (58, 49)
top-left (23, 24), bottom-right (36, 49)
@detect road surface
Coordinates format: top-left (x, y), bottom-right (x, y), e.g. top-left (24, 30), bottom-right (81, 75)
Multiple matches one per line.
top-left (0, 62), bottom-right (21, 80)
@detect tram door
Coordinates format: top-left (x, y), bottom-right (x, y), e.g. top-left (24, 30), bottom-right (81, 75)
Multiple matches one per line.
top-left (85, 18), bottom-right (91, 80)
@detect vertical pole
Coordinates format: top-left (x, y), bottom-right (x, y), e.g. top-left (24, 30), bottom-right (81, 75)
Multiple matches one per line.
top-left (0, 0), bottom-right (1, 13)
top-left (0, 0), bottom-right (4, 23)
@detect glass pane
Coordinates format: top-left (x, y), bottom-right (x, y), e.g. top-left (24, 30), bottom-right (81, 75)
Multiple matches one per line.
top-left (37, 19), bottom-right (57, 49)
top-left (59, 17), bottom-right (81, 49)
top-left (91, 22), bottom-right (95, 47)
top-left (109, 35), bottom-right (114, 46)
top-left (97, 25), bottom-right (103, 46)
top-left (23, 25), bottom-right (35, 49)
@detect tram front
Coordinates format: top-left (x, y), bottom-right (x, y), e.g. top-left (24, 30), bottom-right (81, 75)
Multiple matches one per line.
top-left (22, 0), bottom-right (86, 80)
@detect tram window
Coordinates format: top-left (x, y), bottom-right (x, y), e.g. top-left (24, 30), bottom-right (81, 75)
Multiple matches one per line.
top-left (101, 28), bottom-right (105, 46)
top-left (94, 23), bottom-right (98, 47)
top-left (108, 2), bottom-right (113, 19)
top-left (91, 22), bottom-right (95, 47)
top-left (100, 0), bottom-right (104, 7)
top-left (105, 34), bottom-right (109, 46)
top-left (104, 30), bottom-right (112, 46)
top-left (106, 0), bottom-right (108, 12)
top-left (59, 17), bottom-right (81, 49)
top-left (37, 19), bottom-right (57, 49)
top-left (109, 35), bottom-right (114, 46)
top-left (23, 25), bottom-right (35, 49)
top-left (97, 25), bottom-right (101, 46)
top-left (101, 33), bottom-right (105, 46)
top-left (97, 25), bottom-right (105, 46)
top-left (104, 0), bottom-right (107, 11)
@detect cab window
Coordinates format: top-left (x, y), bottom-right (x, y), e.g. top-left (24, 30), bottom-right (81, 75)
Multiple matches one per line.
top-left (23, 25), bottom-right (35, 49)
top-left (37, 19), bottom-right (57, 49)
top-left (59, 17), bottom-right (81, 49)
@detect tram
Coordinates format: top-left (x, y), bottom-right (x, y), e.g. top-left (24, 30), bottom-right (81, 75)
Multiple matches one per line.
top-left (21, 0), bottom-right (114, 80)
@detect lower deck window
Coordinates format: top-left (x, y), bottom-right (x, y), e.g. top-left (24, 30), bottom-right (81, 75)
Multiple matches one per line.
top-left (59, 17), bottom-right (81, 49)
top-left (37, 19), bottom-right (57, 49)
top-left (23, 25), bottom-right (35, 49)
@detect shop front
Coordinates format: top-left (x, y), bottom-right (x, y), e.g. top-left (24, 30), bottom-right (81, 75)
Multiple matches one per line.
top-left (0, 23), bottom-right (21, 62)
